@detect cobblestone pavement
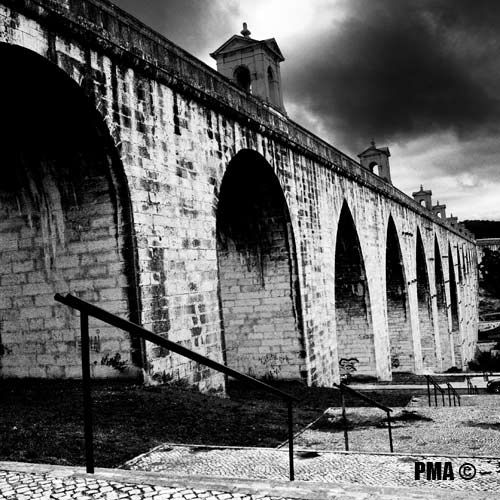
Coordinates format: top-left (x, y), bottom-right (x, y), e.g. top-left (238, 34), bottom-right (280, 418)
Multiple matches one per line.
top-left (0, 464), bottom-right (291, 500)
top-left (295, 401), bottom-right (500, 456)
top-left (0, 461), bottom-right (497, 500)
top-left (124, 444), bottom-right (500, 492)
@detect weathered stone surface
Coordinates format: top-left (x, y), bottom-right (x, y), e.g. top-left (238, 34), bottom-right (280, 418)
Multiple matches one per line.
top-left (0, 0), bottom-right (478, 389)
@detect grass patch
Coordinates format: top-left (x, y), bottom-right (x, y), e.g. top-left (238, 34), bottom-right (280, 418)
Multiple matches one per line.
top-left (0, 379), bottom-right (413, 468)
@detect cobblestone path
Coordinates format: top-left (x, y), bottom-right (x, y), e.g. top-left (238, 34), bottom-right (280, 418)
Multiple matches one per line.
top-left (0, 466), bottom-right (290, 500)
top-left (295, 403), bottom-right (500, 456)
top-left (125, 444), bottom-right (500, 492)
top-left (0, 462), bottom-right (497, 500)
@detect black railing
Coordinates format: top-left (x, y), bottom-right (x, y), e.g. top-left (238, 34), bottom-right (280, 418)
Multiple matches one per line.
top-left (465, 376), bottom-right (479, 395)
top-left (334, 383), bottom-right (394, 453)
top-left (54, 293), bottom-right (298, 481)
top-left (425, 375), bottom-right (445, 406)
top-left (445, 382), bottom-right (461, 406)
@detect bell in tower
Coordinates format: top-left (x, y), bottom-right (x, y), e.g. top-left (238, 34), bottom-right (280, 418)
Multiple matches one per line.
top-left (210, 23), bottom-right (286, 112)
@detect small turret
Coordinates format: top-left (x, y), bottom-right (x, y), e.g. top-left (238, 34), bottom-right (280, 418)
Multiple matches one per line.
top-left (432, 201), bottom-right (447, 219)
top-left (358, 140), bottom-right (392, 183)
top-left (412, 185), bottom-right (433, 210)
top-left (210, 23), bottom-right (286, 111)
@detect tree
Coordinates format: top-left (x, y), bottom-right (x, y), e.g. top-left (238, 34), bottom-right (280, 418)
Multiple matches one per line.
top-left (479, 248), bottom-right (500, 297)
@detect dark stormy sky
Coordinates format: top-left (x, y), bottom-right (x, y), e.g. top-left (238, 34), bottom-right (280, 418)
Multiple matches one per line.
top-left (112, 0), bottom-right (500, 220)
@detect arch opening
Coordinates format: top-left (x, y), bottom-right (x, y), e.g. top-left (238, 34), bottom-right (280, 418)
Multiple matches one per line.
top-left (435, 239), bottom-right (453, 369)
top-left (385, 218), bottom-right (413, 372)
top-left (448, 244), bottom-right (461, 367)
top-left (234, 65), bottom-right (251, 92)
top-left (369, 161), bottom-right (381, 176)
top-left (216, 151), bottom-right (305, 380)
top-left (335, 203), bottom-right (376, 376)
top-left (0, 44), bottom-right (141, 378)
top-left (416, 229), bottom-right (436, 370)
top-left (457, 247), bottom-right (463, 284)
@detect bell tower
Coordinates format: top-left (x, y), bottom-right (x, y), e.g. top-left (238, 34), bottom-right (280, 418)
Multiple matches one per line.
top-left (358, 140), bottom-right (392, 183)
top-left (210, 23), bottom-right (286, 112)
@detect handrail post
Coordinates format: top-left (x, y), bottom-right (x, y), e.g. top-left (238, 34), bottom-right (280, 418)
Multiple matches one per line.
top-left (341, 387), bottom-right (349, 451)
top-left (434, 384), bottom-right (438, 406)
top-left (81, 311), bottom-right (94, 474)
top-left (287, 400), bottom-right (294, 481)
top-left (447, 385), bottom-right (451, 406)
top-left (441, 386), bottom-right (445, 407)
top-left (387, 411), bottom-right (393, 453)
top-left (426, 376), bottom-right (431, 407)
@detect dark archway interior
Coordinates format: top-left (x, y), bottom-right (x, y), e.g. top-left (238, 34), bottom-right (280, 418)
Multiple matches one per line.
top-left (457, 247), bottom-right (463, 284)
top-left (216, 152), bottom-right (304, 380)
top-left (435, 239), bottom-right (453, 369)
top-left (0, 44), bottom-right (140, 378)
top-left (385, 218), bottom-right (413, 372)
top-left (234, 65), bottom-right (251, 92)
top-left (448, 244), bottom-right (461, 366)
top-left (335, 203), bottom-right (376, 376)
top-left (416, 230), bottom-right (436, 370)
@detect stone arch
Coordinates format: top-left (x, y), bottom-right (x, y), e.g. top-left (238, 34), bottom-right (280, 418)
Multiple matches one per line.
top-left (416, 228), bottom-right (436, 370)
top-left (216, 150), bottom-right (305, 380)
top-left (369, 161), bottom-right (381, 176)
top-left (448, 242), bottom-right (461, 366)
top-left (0, 43), bottom-right (142, 378)
top-left (234, 65), bottom-right (251, 92)
top-left (456, 246), bottom-right (463, 284)
top-left (435, 237), bottom-right (453, 369)
top-left (334, 201), bottom-right (376, 377)
top-left (461, 246), bottom-right (467, 278)
top-left (385, 216), bottom-right (413, 372)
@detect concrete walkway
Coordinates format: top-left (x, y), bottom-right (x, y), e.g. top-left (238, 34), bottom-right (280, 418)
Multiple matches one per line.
top-left (0, 460), bottom-right (498, 500)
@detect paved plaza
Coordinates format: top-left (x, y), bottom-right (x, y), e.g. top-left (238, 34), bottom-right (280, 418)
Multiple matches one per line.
top-left (295, 400), bottom-right (500, 456)
top-left (2, 390), bottom-right (500, 498)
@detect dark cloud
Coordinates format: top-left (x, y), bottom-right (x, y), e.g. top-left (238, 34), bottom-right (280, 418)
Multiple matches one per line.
top-left (111, 0), bottom-right (240, 58)
top-left (283, 0), bottom-right (500, 153)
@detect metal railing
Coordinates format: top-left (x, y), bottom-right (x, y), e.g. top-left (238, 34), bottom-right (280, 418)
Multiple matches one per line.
top-left (445, 382), bottom-right (461, 406)
top-left (466, 376), bottom-right (479, 395)
top-left (334, 383), bottom-right (394, 453)
top-left (54, 293), bottom-right (298, 480)
top-left (425, 375), bottom-right (446, 406)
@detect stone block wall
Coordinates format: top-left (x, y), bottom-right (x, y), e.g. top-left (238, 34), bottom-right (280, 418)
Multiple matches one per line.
top-left (0, 0), bottom-right (479, 388)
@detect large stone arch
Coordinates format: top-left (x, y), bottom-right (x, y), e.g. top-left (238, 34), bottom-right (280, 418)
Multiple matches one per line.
top-left (435, 237), bottom-right (453, 369)
top-left (334, 201), bottom-right (376, 377)
top-left (416, 228), bottom-right (436, 370)
top-left (385, 216), bottom-right (414, 372)
top-left (215, 149), bottom-right (306, 380)
top-left (0, 44), bottom-right (142, 378)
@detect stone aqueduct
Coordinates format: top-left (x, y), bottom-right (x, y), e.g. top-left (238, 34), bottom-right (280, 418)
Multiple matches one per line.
top-left (0, 0), bottom-right (478, 390)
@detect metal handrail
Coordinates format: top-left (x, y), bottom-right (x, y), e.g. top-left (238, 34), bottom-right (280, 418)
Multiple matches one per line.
top-left (54, 293), bottom-right (297, 480)
top-left (465, 376), bottom-right (479, 395)
top-left (425, 375), bottom-right (445, 406)
top-left (445, 382), bottom-right (461, 406)
top-left (333, 383), bottom-right (394, 453)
